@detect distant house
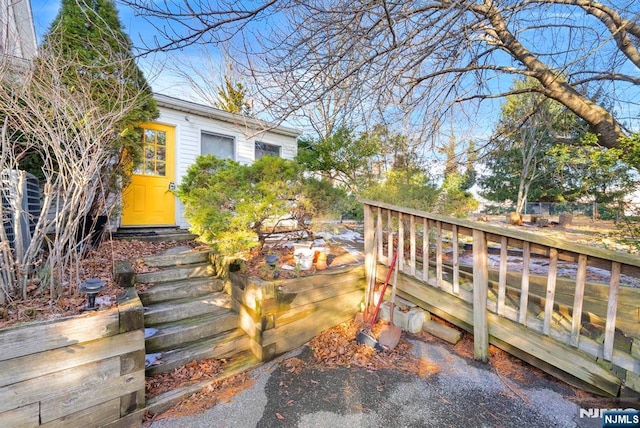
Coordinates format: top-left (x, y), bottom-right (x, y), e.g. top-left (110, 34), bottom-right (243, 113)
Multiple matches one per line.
top-left (120, 93), bottom-right (301, 229)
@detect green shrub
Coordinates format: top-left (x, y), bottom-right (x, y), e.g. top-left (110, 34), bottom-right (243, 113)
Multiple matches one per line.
top-left (177, 155), bottom-right (311, 255)
top-left (360, 168), bottom-right (439, 212)
top-left (301, 178), bottom-right (362, 221)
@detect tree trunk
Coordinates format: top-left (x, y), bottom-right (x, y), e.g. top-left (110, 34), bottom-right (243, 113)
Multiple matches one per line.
top-left (481, 1), bottom-right (624, 148)
top-left (516, 181), bottom-right (526, 214)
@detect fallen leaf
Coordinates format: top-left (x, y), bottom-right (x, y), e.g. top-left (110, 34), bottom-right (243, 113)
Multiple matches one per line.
top-left (275, 412), bottom-right (285, 420)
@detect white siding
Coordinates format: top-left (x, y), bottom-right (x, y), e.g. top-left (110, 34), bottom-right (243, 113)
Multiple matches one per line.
top-left (0, 0), bottom-right (37, 60)
top-left (154, 104), bottom-right (299, 229)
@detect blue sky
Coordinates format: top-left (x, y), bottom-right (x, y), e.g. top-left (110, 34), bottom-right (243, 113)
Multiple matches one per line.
top-left (27, 1), bottom-right (513, 143)
top-left (27, 1), bottom-right (494, 140)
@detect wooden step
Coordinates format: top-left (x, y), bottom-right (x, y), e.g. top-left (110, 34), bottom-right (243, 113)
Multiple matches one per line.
top-left (139, 277), bottom-right (224, 305)
top-left (136, 262), bottom-right (214, 285)
top-left (145, 328), bottom-right (250, 376)
top-left (145, 310), bottom-right (239, 353)
top-left (144, 293), bottom-right (232, 326)
top-left (114, 227), bottom-right (197, 242)
top-left (143, 351), bottom-right (261, 417)
top-left (138, 250), bottom-right (212, 269)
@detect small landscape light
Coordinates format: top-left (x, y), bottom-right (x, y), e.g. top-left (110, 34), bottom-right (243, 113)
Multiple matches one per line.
top-left (79, 278), bottom-right (106, 311)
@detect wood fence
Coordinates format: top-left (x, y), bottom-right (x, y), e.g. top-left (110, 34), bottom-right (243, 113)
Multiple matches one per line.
top-left (362, 199), bottom-right (640, 397)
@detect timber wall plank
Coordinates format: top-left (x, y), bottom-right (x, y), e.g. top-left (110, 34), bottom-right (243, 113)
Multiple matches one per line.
top-left (0, 309), bottom-right (119, 361)
top-left (0, 289), bottom-right (145, 427)
top-left (0, 357), bottom-right (120, 414)
top-left (275, 281), bottom-right (362, 317)
top-left (0, 330), bottom-right (143, 387)
top-left (232, 265), bottom-right (364, 361)
top-left (278, 266), bottom-right (364, 295)
top-left (40, 398), bottom-right (121, 428)
top-left (272, 307), bottom-right (358, 355)
top-left (40, 371), bottom-right (145, 423)
top-left (2, 402), bottom-right (39, 428)
top-left (264, 290), bottom-right (362, 346)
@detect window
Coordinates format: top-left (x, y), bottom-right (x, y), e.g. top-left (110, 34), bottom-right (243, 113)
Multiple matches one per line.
top-left (255, 142), bottom-right (281, 159)
top-left (134, 128), bottom-right (167, 176)
top-left (201, 132), bottom-right (235, 159)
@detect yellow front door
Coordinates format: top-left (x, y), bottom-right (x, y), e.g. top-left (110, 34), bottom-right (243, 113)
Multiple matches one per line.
top-left (121, 123), bottom-right (176, 226)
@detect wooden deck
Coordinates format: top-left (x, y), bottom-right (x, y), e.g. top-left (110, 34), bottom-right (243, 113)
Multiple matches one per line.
top-left (362, 199), bottom-right (640, 397)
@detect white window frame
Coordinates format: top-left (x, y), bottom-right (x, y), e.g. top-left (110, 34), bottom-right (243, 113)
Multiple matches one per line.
top-left (201, 131), bottom-right (236, 160)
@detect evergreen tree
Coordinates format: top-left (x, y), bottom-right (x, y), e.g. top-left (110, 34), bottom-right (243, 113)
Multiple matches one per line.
top-left (479, 78), bottom-right (637, 213)
top-left (435, 136), bottom-right (479, 217)
top-left (478, 78), bottom-right (579, 212)
top-left (215, 75), bottom-right (252, 115)
top-left (41, 0), bottom-right (157, 213)
top-left (295, 126), bottom-right (380, 193)
top-left (548, 134), bottom-right (637, 207)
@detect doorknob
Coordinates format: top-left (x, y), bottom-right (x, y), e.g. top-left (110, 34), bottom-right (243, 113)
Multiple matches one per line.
top-left (168, 181), bottom-right (176, 191)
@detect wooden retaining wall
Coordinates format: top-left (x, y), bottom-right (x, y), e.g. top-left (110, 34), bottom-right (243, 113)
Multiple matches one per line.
top-left (229, 265), bottom-right (365, 362)
top-left (0, 287), bottom-right (145, 428)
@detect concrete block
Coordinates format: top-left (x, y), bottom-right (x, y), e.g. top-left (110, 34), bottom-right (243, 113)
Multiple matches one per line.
top-left (379, 302), bottom-right (426, 333)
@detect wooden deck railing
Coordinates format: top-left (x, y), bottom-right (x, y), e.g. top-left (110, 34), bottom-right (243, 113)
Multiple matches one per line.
top-left (362, 199), bottom-right (640, 396)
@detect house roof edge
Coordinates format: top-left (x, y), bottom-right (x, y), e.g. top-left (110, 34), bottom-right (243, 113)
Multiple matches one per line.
top-left (153, 93), bottom-right (301, 138)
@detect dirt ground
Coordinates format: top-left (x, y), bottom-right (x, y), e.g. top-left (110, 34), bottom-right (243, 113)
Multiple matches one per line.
top-left (0, 238), bottom-right (198, 329)
top-left (240, 243), bottom-right (360, 280)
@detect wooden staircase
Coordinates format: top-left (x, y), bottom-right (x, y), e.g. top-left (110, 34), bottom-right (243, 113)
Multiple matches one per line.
top-left (135, 247), bottom-right (256, 377)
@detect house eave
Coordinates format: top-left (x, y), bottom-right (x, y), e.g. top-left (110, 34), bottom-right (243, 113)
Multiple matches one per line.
top-left (153, 93), bottom-right (301, 139)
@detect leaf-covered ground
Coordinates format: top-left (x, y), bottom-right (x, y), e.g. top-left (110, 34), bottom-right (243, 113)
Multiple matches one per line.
top-left (0, 237), bottom-right (197, 329)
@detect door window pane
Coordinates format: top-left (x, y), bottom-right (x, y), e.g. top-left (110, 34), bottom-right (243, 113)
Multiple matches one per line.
top-left (201, 132), bottom-right (235, 159)
top-left (136, 127), bottom-right (168, 176)
top-left (156, 162), bottom-right (166, 176)
top-left (145, 162), bottom-right (154, 175)
top-left (145, 145), bottom-right (154, 160)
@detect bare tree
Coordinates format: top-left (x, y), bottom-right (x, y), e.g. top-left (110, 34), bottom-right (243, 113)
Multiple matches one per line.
top-left (0, 42), bottom-right (150, 304)
top-left (167, 40), bottom-right (374, 139)
top-left (247, 34), bottom-right (383, 138)
top-left (167, 47), bottom-right (232, 108)
top-left (123, 0), bottom-right (639, 148)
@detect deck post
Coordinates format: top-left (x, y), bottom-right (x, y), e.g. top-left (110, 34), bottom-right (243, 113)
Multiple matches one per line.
top-left (473, 229), bottom-right (489, 363)
top-left (603, 262), bottom-right (621, 361)
top-left (376, 208), bottom-right (383, 260)
top-left (363, 203), bottom-right (375, 304)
